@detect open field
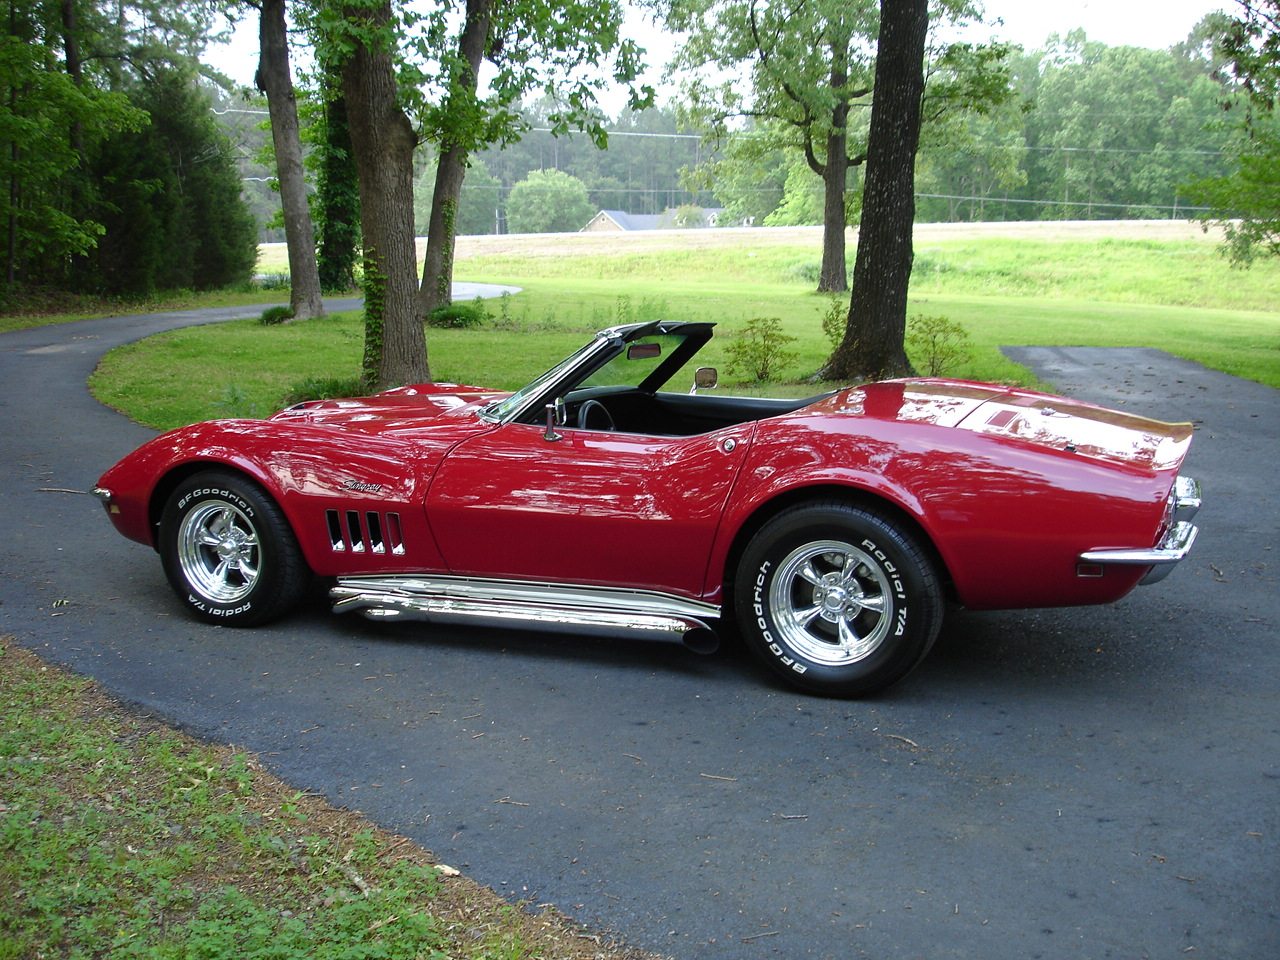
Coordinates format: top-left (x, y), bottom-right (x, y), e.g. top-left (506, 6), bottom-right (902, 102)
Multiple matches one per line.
top-left (92, 220), bottom-right (1279, 430)
top-left (254, 219), bottom-right (1230, 273)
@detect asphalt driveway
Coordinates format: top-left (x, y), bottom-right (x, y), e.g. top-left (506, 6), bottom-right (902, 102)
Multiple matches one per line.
top-left (1, 308), bottom-right (1276, 959)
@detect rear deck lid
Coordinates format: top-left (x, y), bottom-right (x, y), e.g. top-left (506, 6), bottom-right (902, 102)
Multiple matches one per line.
top-left (956, 388), bottom-right (1193, 472)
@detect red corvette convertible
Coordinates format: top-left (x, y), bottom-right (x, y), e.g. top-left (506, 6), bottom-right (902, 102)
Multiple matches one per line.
top-left (95, 321), bottom-right (1201, 696)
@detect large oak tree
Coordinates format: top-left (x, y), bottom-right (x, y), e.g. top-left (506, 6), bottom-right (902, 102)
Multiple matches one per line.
top-left (822, 0), bottom-right (929, 380)
top-left (322, 0), bottom-right (427, 387)
top-left (669, 0), bottom-right (1002, 293)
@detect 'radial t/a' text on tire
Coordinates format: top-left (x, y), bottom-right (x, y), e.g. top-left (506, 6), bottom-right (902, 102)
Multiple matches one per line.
top-left (735, 501), bottom-right (944, 697)
top-left (158, 470), bottom-right (307, 626)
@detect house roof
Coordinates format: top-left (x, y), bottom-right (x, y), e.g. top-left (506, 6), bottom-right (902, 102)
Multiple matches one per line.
top-left (586, 210), bottom-right (665, 231)
top-left (583, 208), bottom-right (730, 232)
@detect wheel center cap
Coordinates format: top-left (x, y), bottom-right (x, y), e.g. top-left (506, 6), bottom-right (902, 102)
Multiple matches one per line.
top-left (820, 584), bottom-right (848, 614)
top-left (216, 533), bottom-right (245, 561)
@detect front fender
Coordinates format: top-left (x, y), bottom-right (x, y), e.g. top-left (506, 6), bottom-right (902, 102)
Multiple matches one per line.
top-left (96, 419), bottom-right (444, 574)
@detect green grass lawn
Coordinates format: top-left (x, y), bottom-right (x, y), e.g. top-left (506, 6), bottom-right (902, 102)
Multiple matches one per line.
top-left (90, 230), bottom-right (1280, 431)
top-left (0, 638), bottom-right (645, 960)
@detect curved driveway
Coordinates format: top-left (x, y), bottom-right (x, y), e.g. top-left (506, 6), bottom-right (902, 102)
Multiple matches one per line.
top-left (1, 305), bottom-right (1277, 958)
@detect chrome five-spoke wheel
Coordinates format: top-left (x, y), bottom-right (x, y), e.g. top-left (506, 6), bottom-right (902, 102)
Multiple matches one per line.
top-left (178, 501), bottom-right (260, 604)
top-left (159, 470), bottom-right (307, 626)
top-left (770, 540), bottom-right (891, 665)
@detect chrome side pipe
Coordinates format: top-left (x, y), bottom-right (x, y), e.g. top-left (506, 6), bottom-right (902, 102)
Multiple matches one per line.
top-left (331, 574), bottom-right (722, 654)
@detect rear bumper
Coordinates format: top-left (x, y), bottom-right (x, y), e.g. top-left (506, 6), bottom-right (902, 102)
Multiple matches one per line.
top-left (1080, 476), bottom-right (1202, 586)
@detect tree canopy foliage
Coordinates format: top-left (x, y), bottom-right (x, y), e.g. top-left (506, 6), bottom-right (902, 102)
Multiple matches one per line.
top-left (505, 169), bottom-right (595, 234)
top-left (667, 0), bottom-right (1009, 291)
top-left (83, 67), bottom-right (257, 295)
top-left (1188, 0), bottom-right (1280, 262)
top-left (3, 0), bottom-right (257, 299)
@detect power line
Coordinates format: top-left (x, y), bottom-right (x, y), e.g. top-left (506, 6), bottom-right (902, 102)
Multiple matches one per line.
top-left (916, 193), bottom-right (1211, 213)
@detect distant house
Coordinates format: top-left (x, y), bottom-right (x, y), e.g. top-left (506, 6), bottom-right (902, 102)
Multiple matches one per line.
top-left (581, 210), bottom-right (664, 232)
top-left (581, 207), bottom-right (728, 232)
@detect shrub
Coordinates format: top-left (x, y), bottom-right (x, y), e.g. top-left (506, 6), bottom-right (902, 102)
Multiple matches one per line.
top-left (820, 295), bottom-right (845, 351)
top-left (280, 375), bottom-right (368, 407)
top-left (427, 298), bottom-right (488, 328)
top-left (258, 306), bottom-right (294, 326)
top-left (726, 317), bottom-right (798, 383)
top-left (213, 384), bottom-right (260, 419)
top-left (906, 313), bottom-right (972, 377)
top-left (784, 260), bottom-right (821, 284)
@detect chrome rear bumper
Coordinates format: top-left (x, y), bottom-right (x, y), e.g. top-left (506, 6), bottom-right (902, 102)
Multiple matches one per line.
top-left (1080, 476), bottom-right (1202, 585)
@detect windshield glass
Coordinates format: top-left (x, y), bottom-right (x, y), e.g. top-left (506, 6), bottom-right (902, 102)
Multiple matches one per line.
top-left (578, 333), bottom-right (689, 391)
top-left (481, 336), bottom-right (608, 423)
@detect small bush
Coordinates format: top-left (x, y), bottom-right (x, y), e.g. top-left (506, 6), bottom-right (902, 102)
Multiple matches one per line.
top-left (820, 295), bottom-right (846, 351)
top-left (427, 298), bottom-right (488, 328)
top-left (784, 260), bottom-right (821, 284)
top-left (258, 305), bottom-right (294, 326)
top-left (252, 272), bottom-right (292, 290)
top-left (726, 317), bottom-right (798, 383)
top-left (906, 313), bottom-right (972, 377)
top-left (280, 375), bottom-right (368, 407)
top-left (213, 384), bottom-right (261, 419)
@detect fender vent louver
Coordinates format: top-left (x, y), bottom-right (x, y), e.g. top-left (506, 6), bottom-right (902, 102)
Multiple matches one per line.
top-left (326, 509), bottom-right (405, 556)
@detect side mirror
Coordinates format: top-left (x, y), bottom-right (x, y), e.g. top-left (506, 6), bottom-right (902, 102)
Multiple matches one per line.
top-left (691, 367), bottom-right (718, 394)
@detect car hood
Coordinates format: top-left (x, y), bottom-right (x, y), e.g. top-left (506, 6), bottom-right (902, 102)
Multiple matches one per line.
top-left (269, 383), bottom-right (508, 432)
top-left (816, 379), bottom-right (1193, 473)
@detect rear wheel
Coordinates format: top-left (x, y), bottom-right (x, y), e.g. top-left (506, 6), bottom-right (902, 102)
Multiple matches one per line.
top-left (735, 501), bottom-right (943, 697)
top-left (158, 470), bottom-right (307, 626)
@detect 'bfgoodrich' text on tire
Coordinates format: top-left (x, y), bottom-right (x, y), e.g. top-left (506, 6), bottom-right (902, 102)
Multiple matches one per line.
top-left (158, 470), bottom-right (308, 626)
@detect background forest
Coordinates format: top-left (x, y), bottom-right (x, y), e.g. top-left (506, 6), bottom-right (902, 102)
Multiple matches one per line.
top-left (221, 25), bottom-right (1242, 242)
top-left (1, 0), bottom-right (1271, 302)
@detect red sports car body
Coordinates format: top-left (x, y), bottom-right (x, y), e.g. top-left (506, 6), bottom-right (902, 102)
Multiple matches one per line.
top-left (95, 321), bottom-right (1201, 695)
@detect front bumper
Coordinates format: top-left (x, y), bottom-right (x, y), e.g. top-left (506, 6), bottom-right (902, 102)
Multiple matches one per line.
top-left (1080, 476), bottom-right (1202, 586)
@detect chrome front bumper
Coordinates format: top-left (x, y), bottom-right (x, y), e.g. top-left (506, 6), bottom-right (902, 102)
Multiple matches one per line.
top-left (1080, 476), bottom-right (1202, 585)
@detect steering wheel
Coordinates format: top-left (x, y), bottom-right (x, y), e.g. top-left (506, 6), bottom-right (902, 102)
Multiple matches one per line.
top-left (577, 399), bottom-right (615, 431)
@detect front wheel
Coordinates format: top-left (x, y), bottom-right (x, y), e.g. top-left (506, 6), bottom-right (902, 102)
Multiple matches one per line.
top-left (735, 501), bottom-right (944, 697)
top-left (158, 470), bottom-right (307, 626)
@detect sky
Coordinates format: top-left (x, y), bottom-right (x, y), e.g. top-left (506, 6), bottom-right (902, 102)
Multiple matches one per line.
top-left (973, 0), bottom-right (1231, 50)
top-left (205, 1), bottom-right (1237, 98)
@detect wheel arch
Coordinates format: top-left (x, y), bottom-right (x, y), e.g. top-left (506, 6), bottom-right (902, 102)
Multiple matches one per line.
top-left (147, 460), bottom-right (291, 553)
top-left (717, 484), bottom-right (954, 607)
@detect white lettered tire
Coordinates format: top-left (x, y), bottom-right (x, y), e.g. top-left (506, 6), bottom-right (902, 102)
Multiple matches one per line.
top-left (159, 470), bottom-right (307, 626)
top-left (735, 501), bottom-right (944, 697)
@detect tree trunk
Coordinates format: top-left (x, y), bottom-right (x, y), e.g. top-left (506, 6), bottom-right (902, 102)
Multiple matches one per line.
top-left (341, 1), bottom-right (428, 389)
top-left (817, 49), bottom-right (850, 293)
top-left (418, 0), bottom-right (492, 319)
top-left (822, 0), bottom-right (929, 381)
top-left (315, 90), bottom-right (360, 293)
top-left (257, 0), bottom-right (325, 320)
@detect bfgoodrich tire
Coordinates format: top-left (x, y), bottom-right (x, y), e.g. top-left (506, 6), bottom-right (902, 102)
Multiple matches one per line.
top-left (158, 470), bottom-right (307, 626)
top-left (735, 501), bottom-right (944, 697)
